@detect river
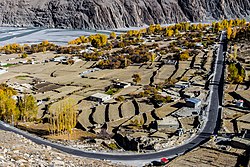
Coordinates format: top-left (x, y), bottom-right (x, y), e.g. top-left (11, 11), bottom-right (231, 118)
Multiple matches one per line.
top-left (0, 27), bottom-right (114, 46)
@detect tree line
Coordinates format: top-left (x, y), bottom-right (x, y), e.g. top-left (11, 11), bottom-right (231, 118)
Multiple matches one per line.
top-left (0, 84), bottom-right (37, 124)
top-left (48, 98), bottom-right (77, 138)
top-left (0, 84), bottom-right (78, 137)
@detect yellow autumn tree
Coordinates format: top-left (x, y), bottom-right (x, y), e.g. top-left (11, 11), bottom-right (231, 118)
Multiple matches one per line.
top-left (110, 32), bottom-right (117, 39)
top-left (227, 27), bottom-right (232, 39)
top-left (17, 94), bottom-right (38, 122)
top-left (49, 98), bottom-right (77, 138)
top-left (179, 52), bottom-right (190, 61)
top-left (0, 84), bottom-right (19, 123)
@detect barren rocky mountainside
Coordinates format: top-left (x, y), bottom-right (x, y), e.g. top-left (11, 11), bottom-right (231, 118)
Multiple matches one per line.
top-left (0, 0), bottom-right (249, 29)
top-left (0, 130), bottom-right (129, 167)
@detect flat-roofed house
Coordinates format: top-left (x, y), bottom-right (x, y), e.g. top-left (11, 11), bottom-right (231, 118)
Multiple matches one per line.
top-left (185, 98), bottom-right (201, 108)
top-left (89, 93), bottom-right (111, 103)
top-left (157, 116), bottom-right (179, 130)
top-left (51, 56), bottom-right (67, 62)
top-left (114, 81), bottom-right (131, 89)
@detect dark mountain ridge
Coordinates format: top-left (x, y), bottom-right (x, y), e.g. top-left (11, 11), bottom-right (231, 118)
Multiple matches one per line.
top-left (0, 0), bottom-right (249, 29)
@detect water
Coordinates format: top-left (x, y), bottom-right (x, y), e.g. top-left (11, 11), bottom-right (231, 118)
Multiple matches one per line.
top-left (0, 27), bottom-right (114, 46)
top-left (0, 23), bottom-right (210, 46)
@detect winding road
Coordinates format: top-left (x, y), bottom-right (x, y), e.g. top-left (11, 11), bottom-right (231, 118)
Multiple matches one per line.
top-left (0, 32), bottom-right (227, 164)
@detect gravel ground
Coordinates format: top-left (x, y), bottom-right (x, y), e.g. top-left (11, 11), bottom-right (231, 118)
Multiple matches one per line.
top-left (168, 147), bottom-right (239, 167)
top-left (0, 130), bottom-right (130, 167)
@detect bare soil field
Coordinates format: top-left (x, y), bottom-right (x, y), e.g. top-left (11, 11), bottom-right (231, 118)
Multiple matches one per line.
top-left (154, 65), bottom-right (176, 84)
top-left (93, 105), bottom-right (106, 124)
top-left (172, 61), bottom-right (190, 80)
top-left (168, 147), bottom-right (239, 167)
top-left (85, 66), bottom-right (156, 85)
top-left (155, 101), bottom-right (180, 118)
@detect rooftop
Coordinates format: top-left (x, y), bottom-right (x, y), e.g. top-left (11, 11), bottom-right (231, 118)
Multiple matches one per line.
top-left (232, 137), bottom-right (250, 147)
top-left (186, 98), bottom-right (201, 104)
top-left (90, 93), bottom-right (111, 99)
top-left (157, 116), bottom-right (179, 126)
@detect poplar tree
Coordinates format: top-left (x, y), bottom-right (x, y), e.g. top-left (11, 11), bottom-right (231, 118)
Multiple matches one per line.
top-left (48, 98), bottom-right (77, 139)
top-left (17, 94), bottom-right (38, 122)
top-left (0, 85), bottom-right (19, 123)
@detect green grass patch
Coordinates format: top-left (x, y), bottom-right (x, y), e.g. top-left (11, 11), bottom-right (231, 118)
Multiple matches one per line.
top-left (2, 64), bottom-right (16, 68)
top-left (105, 88), bottom-right (120, 95)
top-left (107, 143), bottom-right (119, 150)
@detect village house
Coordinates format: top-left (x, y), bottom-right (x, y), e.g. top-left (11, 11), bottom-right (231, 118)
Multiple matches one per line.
top-left (79, 68), bottom-right (100, 78)
top-left (156, 116), bottom-right (179, 130)
top-left (51, 56), bottom-right (67, 62)
top-left (185, 98), bottom-right (201, 108)
top-left (114, 81), bottom-right (131, 89)
top-left (162, 59), bottom-right (177, 65)
top-left (80, 47), bottom-right (95, 54)
top-left (19, 60), bottom-right (28, 64)
top-left (89, 93), bottom-right (112, 103)
top-left (236, 113), bottom-right (250, 139)
top-left (175, 81), bottom-right (190, 89)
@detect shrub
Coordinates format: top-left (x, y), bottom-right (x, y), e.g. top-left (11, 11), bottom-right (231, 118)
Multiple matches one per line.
top-left (116, 96), bottom-right (125, 102)
top-left (21, 53), bottom-right (28, 58)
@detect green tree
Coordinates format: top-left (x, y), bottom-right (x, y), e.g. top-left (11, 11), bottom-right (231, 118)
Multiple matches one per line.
top-left (235, 76), bottom-right (244, 83)
top-left (150, 53), bottom-right (156, 62)
top-left (214, 22), bottom-right (222, 32)
top-left (147, 24), bottom-right (155, 34)
top-left (179, 52), bottom-right (190, 61)
top-left (116, 96), bottom-right (125, 102)
top-left (132, 74), bottom-right (141, 85)
top-left (21, 53), bottom-right (28, 58)
top-left (89, 34), bottom-right (108, 48)
top-left (110, 32), bottom-right (117, 39)
top-left (228, 63), bottom-right (238, 82)
top-left (17, 94), bottom-right (38, 122)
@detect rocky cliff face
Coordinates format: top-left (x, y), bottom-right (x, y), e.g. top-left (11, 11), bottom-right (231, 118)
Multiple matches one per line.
top-left (0, 0), bottom-right (249, 29)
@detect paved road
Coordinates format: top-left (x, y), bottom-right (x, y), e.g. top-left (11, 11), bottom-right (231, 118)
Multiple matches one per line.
top-left (0, 32), bottom-right (227, 162)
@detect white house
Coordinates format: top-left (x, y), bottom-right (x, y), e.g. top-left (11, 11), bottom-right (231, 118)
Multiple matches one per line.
top-left (19, 60), bottom-right (28, 64)
top-left (163, 59), bottom-right (177, 65)
top-left (80, 68), bottom-right (100, 77)
top-left (0, 69), bottom-right (8, 75)
top-left (175, 81), bottom-right (190, 89)
top-left (52, 56), bottom-right (67, 62)
top-left (80, 48), bottom-right (94, 54)
top-left (114, 81), bottom-right (131, 88)
top-left (89, 93), bottom-right (112, 103)
top-left (157, 116), bottom-right (179, 130)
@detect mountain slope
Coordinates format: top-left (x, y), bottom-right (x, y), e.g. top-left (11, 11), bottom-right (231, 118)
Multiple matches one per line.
top-left (0, 0), bottom-right (249, 29)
